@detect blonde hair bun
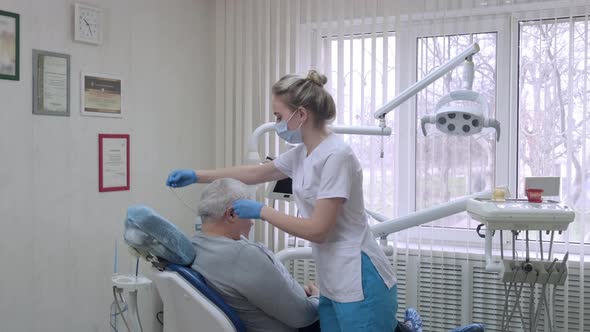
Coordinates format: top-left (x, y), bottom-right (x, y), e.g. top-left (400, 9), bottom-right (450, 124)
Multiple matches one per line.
top-left (272, 70), bottom-right (336, 126)
top-left (306, 70), bottom-right (328, 87)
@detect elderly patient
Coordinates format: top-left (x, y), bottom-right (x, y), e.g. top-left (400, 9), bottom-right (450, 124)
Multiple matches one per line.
top-left (191, 178), bottom-right (320, 332)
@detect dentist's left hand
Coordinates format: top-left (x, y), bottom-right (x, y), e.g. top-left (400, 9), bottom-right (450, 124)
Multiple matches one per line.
top-left (232, 199), bottom-right (264, 219)
top-left (166, 169), bottom-right (198, 188)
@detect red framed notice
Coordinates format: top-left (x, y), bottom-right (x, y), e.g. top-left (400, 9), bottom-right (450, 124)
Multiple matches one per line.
top-left (99, 134), bottom-right (130, 192)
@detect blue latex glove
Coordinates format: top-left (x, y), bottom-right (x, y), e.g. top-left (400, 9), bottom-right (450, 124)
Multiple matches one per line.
top-left (166, 169), bottom-right (198, 188)
top-left (232, 199), bottom-right (264, 219)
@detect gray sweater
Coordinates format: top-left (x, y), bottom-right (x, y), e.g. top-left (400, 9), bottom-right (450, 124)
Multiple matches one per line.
top-left (190, 232), bottom-right (319, 332)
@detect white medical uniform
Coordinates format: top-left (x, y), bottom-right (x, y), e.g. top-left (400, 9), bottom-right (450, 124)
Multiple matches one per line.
top-left (274, 133), bottom-right (396, 302)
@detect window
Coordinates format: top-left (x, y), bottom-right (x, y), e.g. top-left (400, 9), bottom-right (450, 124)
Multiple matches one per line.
top-left (320, 12), bottom-right (589, 250)
top-left (415, 32), bottom-right (498, 229)
top-left (518, 17), bottom-right (590, 243)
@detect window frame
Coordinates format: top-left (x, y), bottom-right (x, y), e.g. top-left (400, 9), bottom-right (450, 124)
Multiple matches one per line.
top-left (511, 10), bottom-right (590, 254)
top-left (395, 14), bottom-right (512, 246)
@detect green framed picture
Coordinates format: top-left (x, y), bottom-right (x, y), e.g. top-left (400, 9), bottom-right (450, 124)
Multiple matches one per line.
top-left (0, 10), bottom-right (19, 81)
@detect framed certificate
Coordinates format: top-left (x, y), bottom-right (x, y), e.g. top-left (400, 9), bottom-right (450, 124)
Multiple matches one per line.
top-left (33, 50), bottom-right (70, 116)
top-left (82, 73), bottom-right (122, 117)
top-left (99, 134), bottom-right (130, 192)
top-left (0, 10), bottom-right (19, 81)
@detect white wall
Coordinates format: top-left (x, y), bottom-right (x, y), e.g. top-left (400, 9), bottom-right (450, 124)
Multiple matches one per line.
top-left (0, 0), bottom-right (216, 331)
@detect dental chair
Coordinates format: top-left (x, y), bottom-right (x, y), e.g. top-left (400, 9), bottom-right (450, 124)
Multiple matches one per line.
top-left (151, 264), bottom-right (246, 332)
top-left (124, 205), bottom-right (485, 332)
top-left (124, 205), bottom-right (246, 332)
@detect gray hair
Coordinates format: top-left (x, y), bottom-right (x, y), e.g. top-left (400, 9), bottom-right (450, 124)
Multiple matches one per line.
top-left (198, 178), bottom-right (254, 221)
top-left (272, 69), bottom-right (336, 127)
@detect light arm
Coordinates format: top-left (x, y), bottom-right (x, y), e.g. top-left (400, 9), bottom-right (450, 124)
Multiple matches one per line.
top-left (275, 189), bottom-right (493, 265)
top-left (373, 43), bottom-right (480, 119)
top-left (370, 189), bottom-right (491, 237)
top-left (247, 123), bottom-right (392, 163)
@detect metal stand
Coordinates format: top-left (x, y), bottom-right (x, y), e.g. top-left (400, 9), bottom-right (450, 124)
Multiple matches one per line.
top-left (112, 274), bottom-right (152, 332)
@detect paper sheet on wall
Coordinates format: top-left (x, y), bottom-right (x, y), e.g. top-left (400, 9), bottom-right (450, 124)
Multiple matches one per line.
top-left (42, 56), bottom-right (68, 112)
top-left (102, 138), bottom-right (127, 188)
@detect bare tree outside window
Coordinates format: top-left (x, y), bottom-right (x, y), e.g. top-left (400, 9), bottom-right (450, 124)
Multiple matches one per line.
top-left (329, 34), bottom-right (398, 220)
top-left (518, 17), bottom-right (590, 243)
top-left (415, 33), bottom-right (498, 229)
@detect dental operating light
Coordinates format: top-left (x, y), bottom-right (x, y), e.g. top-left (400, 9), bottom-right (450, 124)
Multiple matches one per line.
top-left (373, 42), bottom-right (501, 141)
top-left (420, 89), bottom-right (501, 141)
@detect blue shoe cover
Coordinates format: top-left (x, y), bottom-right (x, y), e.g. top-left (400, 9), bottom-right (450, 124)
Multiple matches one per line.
top-left (404, 308), bottom-right (423, 332)
top-left (449, 323), bottom-right (485, 332)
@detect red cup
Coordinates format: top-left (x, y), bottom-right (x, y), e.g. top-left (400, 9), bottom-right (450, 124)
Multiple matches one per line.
top-left (526, 188), bottom-right (544, 203)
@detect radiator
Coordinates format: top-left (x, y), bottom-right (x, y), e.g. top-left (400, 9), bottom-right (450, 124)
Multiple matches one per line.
top-left (287, 250), bottom-right (590, 331)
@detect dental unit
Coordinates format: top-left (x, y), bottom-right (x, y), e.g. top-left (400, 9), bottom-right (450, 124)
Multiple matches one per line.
top-left (115, 43), bottom-right (573, 332)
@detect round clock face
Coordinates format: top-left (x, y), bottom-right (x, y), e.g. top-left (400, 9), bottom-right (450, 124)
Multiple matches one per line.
top-left (79, 9), bottom-right (98, 38)
top-left (76, 5), bottom-right (101, 44)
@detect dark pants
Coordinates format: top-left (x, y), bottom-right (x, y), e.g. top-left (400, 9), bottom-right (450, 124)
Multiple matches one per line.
top-left (299, 320), bottom-right (321, 332)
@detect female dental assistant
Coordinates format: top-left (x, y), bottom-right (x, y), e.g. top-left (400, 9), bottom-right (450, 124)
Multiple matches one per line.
top-left (166, 70), bottom-right (399, 332)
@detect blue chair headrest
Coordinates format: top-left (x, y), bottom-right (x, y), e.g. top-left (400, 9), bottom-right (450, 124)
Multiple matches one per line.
top-left (124, 205), bottom-right (196, 266)
top-left (166, 264), bottom-right (247, 332)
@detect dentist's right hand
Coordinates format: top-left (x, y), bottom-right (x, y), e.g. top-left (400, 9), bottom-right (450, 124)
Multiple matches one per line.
top-left (232, 199), bottom-right (264, 219)
top-left (166, 169), bottom-right (198, 188)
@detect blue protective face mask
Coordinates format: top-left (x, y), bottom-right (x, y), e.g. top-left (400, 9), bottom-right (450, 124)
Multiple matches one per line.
top-left (275, 110), bottom-right (303, 144)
